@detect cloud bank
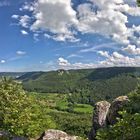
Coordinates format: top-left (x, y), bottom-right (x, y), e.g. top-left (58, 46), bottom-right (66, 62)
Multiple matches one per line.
top-left (14, 0), bottom-right (140, 43)
top-left (12, 0), bottom-right (140, 68)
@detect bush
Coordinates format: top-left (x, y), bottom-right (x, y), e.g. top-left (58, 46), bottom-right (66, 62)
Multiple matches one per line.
top-left (49, 111), bottom-right (92, 138)
top-left (0, 78), bottom-right (55, 138)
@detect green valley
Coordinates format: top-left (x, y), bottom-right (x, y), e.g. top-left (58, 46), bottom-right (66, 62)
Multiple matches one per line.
top-left (18, 67), bottom-right (140, 104)
top-left (1, 67), bottom-right (140, 139)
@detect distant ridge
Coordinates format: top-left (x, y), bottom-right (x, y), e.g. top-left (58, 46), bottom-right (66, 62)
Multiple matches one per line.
top-left (16, 67), bottom-right (140, 102)
top-left (0, 72), bottom-right (25, 78)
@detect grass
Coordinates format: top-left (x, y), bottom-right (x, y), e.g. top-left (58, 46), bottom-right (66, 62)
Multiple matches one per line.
top-left (45, 93), bottom-right (93, 114)
top-left (31, 92), bottom-right (93, 114)
top-left (73, 104), bottom-right (93, 114)
top-left (29, 92), bottom-right (93, 138)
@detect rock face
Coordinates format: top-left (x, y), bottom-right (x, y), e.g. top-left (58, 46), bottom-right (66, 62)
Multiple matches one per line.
top-left (89, 96), bottom-right (129, 140)
top-left (89, 101), bottom-right (111, 140)
top-left (108, 96), bottom-right (129, 125)
top-left (37, 129), bottom-right (79, 140)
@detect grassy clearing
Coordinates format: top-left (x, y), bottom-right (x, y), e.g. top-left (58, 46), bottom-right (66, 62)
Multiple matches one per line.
top-left (33, 92), bottom-right (93, 114)
top-left (73, 104), bottom-right (93, 114)
top-left (30, 92), bottom-right (93, 138)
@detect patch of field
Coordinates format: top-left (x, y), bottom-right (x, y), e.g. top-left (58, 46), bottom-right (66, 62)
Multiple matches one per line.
top-left (73, 104), bottom-right (93, 114)
top-left (32, 92), bottom-right (93, 114)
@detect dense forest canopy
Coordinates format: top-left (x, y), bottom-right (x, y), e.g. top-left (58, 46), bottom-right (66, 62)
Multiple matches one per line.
top-left (16, 67), bottom-right (140, 104)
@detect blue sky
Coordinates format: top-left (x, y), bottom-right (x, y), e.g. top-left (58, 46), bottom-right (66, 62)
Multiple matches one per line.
top-left (0, 0), bottom-right (140, 72)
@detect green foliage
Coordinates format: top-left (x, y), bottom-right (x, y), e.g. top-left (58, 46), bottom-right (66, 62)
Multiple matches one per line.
top-left (33, 93), bottom-right (93, 138)
top-left (0, 78), bottom-right (55, 138)
top-left (73, 104), bottom-right (93, 114)
top-left (127, 87), bottom-right (140, 113)
top-left (49, 111), bottom-right (92, 138)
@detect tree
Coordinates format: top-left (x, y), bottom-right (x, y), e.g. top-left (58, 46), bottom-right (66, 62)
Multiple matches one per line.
top-left (0, 78), bottom-right (55, 138)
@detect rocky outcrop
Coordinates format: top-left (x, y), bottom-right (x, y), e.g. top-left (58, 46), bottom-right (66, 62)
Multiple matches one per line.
top-left (89, 96), bottom-right (129, 140)
top-left (93, 101), bottom-right (111, 130)
top-left (37, 129), bottom-right (79, 140)
top-left (89, 101), bottom-right (110, 140)
top-left (108, 96), bottom-right (129, 125)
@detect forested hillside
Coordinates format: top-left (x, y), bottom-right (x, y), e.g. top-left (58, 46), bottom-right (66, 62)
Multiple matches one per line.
top-left (18, 67), bottom-right (140, 103)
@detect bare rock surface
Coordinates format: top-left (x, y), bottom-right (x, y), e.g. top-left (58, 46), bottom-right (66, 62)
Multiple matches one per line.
top-left (93, 101), bottom-right (111, 130)
top-left (89, 101), bottom-right (110, 140)
top-left (37, 129), bottom-right (79, 140)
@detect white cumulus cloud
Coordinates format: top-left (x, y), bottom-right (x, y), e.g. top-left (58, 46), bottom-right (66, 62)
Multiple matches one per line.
top-left (0, 60), bottom-right (6, 64)
top-left (58, 57), bottom-right (70, 66)
top-left (11, 14), bottom-right (19, 19)
top-left (29, 0), bottom-right (78, 41)
top-left (100, 51), bottom-right (140, 66)
top-left (98, 51), bottom-right (110, 58)
top-left (16, 51), bottom-right (26, 55)
top-left (123, 45), bottom-right (140, 55)
top-left (77, 0), bottom-right (139, 45)
top-left (58, 57), bottom-right (98, 69)
top-left (16, 0), bottom-right (140, 44)
top-left (21, 30), bottom-right (28, 35)
top-left (19, 15), bottom-right (31, 28)
top-left (13, 0), bottom-right (140, 68)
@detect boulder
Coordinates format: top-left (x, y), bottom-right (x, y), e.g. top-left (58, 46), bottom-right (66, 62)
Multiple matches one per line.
top-left (37, 129), bottom-right (79, 140)
top-left (107, 96), bottom-right (129, 125)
